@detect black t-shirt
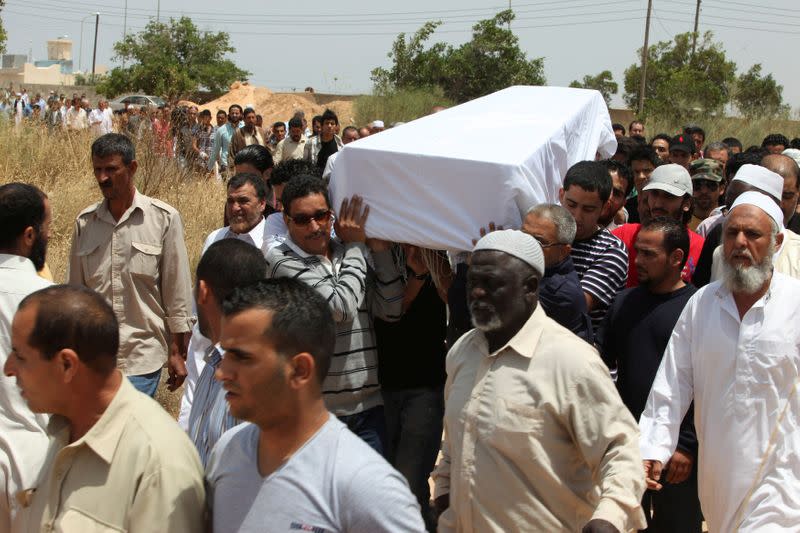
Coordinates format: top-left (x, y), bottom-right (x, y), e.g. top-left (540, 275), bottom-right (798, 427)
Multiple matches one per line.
top-left (316, 138), bottom-right (338, 170)
top-left (374, 276), bottom-right (447, 390)
top-left (597, 283), bottom-right (698, 454)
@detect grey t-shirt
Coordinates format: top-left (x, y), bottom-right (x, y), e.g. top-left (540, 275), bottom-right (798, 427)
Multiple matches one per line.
top-left (206, 415), bottom-right (425, 533)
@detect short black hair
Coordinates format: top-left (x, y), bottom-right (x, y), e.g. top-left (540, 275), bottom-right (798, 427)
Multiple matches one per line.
top-left (612, 123), bottom-right (626, 135)
top-left (600, 160), bottom-right (634, 196)
top-left (199, 109), bottom-right (211, 118)
top-left (762, 133), bottom-right (789, 149)
top-left (91, 133), bottom-right (135, 165)
top-left (684, 125), bottom-right (705, 140)
top-left (0, 183), bottom-right (45, 248)
top-left (281, 175), bottom-right (330, 216)
top-left (216, 110), bottom-right (227, 117)
top-left (563, 160), bottom-right (613, 203)
top-left (790, 138), bottom-right (800, 150)
top-left (321, 109), bottom-right (338, 125)
top-left (222, 278), bottom-right (335, 384)
top-left (721, 137), bottom-right (743, 151)
top-left (288, 117), bottom-right (303, 129)
top-left (227, 172), bottom-right (267, 201)
top-left (342, 125), bottom-right (358, 137)
top-left (271, 159), bottom-right (320, 187)
top-left (629, 120), bottom-right (644, 131)
top-left (615, 136), bottom-right (637, 160)
top-left (19, 285), bottom-right (119, 374)
top-left (272, 121), bottom-right (285, 130)
top-left (234, 144), bottom-right (273, 173)
top-left (243, 107), bottom-right (256, 117)
top-left (651, 133), bottom-right (672, 145)
top-left (228, 104), bottom-right (243, 115)
top-left (312, 115), bottom-right (323, 126)
top-left (630, 134), bottom-right (647, 145)
top-left (640, 216), bottom-right (690, 269)
top-left (197, 239), bottom-right (267, 303)
top-left (628, 145), bottom-right (661, 168)
top-left (725, 151), bottom-right (764, 181)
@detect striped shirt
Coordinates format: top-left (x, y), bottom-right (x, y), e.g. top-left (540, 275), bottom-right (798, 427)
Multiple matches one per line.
top-left (570, 228), bottom-right (628, 332)
top-left (188, 346), bottom-right (238, 467)
top-left (265, 238), bottom-right (404, 416)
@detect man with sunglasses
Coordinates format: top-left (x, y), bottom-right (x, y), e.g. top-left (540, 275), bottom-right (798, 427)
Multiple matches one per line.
top-left (522, 204), bottom-right (593, 343)
top-left (265, 175), bottom-right (404, 454)
top-left (689, 159), bottom-right (725, 232)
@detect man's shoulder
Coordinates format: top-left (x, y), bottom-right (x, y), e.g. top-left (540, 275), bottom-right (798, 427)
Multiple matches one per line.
top-left (140, 194), bottom-right (180, 216)
top-left (76, 200), bottom-right (104, 220)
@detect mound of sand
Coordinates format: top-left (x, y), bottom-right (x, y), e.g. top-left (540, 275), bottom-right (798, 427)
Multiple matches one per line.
top-left (198, 81), bottom-right (355, 126)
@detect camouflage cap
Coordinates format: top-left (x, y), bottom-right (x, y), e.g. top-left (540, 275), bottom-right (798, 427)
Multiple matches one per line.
top-left (689, 158), bottom-right (724, 182)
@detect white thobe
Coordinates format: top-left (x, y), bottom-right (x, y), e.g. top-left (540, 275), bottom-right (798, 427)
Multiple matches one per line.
top-left (177, 217), bottom-right (269, 429)
top-left (0, 255), bottom-right (51, 532)
top-left (639, 273), bottom-right (800, 532)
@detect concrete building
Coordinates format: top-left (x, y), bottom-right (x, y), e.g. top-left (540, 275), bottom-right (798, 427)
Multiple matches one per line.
top-left (0, 38), bottom-right (78, 87)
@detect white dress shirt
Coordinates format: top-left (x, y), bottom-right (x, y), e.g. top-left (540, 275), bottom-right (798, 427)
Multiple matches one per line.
top-left (639, 273), bottom-right (800, 532)
top-left (177, 217), bottom-right (269, 429)
top-left (0, 254), bottom-right (51, 532)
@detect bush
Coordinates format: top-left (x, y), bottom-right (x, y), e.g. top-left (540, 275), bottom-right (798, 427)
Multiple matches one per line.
top-left (353, 87), bottom-right (453, 127)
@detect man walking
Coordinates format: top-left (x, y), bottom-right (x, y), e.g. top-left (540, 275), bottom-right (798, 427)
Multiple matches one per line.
top-left (209, 104), bottom-right (243, 176)
top-left (304, 109), bottom-right (343, 171)
top-left (599, 217), bottom-right (702, 532)
top-left (274, 117), bottom-right (308, 163)
top-left (433, 229), bottom-right (646, 532)
top-left (4, 285), bottom-right (205, 532)
top-left (206, 278), bottom-right (424, 532)
top-left (0, 183), bottom-right (51, 533)
top-left (67, 133), bottom-right (194, 397)
top-left (640, 192), bottom-right (800, 531)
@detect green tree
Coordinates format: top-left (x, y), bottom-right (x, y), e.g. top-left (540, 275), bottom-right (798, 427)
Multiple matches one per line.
top-left (733, 64), bottom-right (789, 119)
top-left (96, 17), bottom-right (249, 100)
top-left (569, 70), bottom-right (618, 106)
top-left (371, 10), bottom-right (545, 103)
top-left (0, 1), bottom-right (7, 55)
top-left (623, 31), bottom-right (736, 121)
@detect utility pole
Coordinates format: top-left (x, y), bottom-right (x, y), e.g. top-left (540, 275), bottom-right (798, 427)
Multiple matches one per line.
top-left (91, 12), bottom-right (99, 79)
top-left (508, 0), bottom-right (512, 31)
top-left (157, 0), bottom-right (161, 21)
top-left (691, 0), bottom-right (701, 58)
top-left (638, 0), bottom-right (653, 115)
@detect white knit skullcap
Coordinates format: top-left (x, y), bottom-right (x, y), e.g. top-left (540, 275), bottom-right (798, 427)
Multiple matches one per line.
top-left (472, 229), bottom-right (545, 277)
top-left (371, 120), bottom-right (384, 128)
top-left (782, 148), bottom-right (800, 168)
top-left (731, 164), bottom-right (783, 201)
top-left (729, 191), bottom-right (784, 230)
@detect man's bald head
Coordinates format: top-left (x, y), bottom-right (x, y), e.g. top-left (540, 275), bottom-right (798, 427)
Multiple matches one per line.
top-left (761, 153), bottom-right (800, 222)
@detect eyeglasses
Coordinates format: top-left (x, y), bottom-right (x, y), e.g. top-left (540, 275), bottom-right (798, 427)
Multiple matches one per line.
top-left (692, 180), bottom-right (720, 192)
top-left (286, 209), bottom-right (332, 226)
top-left (531, 235), bottom-right (565, 248)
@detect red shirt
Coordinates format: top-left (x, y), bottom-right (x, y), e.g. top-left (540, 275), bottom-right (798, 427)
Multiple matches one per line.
top-left (612, 223), bottom-right (705, 287)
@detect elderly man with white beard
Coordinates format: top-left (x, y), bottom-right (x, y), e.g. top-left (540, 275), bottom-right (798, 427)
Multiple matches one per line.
top-left (640, 191), bottom-right (800, 532)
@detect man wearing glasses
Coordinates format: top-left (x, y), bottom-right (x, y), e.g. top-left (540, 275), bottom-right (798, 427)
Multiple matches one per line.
top-left (522, 203), bottom-right (593, 344)
top-left (265, 175), bottom-right (404, 454)
top-left (689, 159), bottom-right (725, 232)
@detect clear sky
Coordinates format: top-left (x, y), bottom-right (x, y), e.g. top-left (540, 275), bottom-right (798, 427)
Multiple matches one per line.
top-left (3, 0), bottom-right (800, 111)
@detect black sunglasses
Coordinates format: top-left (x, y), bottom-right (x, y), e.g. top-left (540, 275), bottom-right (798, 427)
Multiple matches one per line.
top-left (286, 209), bottom-right (333, 226)
top-left (692, 180), bottom-right (719, 192)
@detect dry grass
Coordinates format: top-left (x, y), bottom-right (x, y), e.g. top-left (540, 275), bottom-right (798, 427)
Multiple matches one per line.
top-left (644, 116), bottom-right (800, 148)
top-left (0, 124), bottom-right (227, 283)
top-left (0, 123), bottom-right (227, 415)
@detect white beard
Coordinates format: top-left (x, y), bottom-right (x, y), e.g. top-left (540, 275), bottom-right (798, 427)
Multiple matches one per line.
top-left (721, 240), bottom-right (775, 294)
top-left (470, 302), bottom-right (503, 332)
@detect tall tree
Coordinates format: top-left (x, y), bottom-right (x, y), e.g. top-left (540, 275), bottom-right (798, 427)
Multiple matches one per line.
top-left (623, 31), bottom-right (736, 121)
top-left (371, 10), bottom-right (545, 103)
top-left (733, 64), bottom-right (789, 119)
top-left (0, 1), bottom-right (7, 55)
top-left (569, 70), bottom-right (618, 106)
top-left (96, 17), bottom-right (249, 100)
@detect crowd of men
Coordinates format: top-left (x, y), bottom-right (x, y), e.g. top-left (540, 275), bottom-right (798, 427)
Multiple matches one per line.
top-left (0, 106), bottom-right (798, 533)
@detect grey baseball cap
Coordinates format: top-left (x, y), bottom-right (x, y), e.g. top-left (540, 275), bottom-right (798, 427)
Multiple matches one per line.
top-left (643, 163), bottom-right (692, 197)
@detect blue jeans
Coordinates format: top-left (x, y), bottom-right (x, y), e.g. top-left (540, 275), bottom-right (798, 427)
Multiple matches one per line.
top-left (127, 368), bottom-right (162, 398)
top-left (338, 405), bottom-right (386, 456)
top-left (382, 387), bottom-right (444, 532)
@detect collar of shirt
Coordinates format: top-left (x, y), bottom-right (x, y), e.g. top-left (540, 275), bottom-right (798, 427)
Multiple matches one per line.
top-left (224, 216), bottom-right (266, 249)
top-left (714, 276), bottom-right (774, 323)
top-left (476, 305), bottom-right (546, 360)
top-left (0, 253), bottom-right (38, 274)
top-left (95, 188), bottom-right (146, 226)
top-left (46, 374), bottom-right (137, 465)
top-left (544, 255), bottom-right (576, 278)
top-left (284, 235), bottom-right (346, 273)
